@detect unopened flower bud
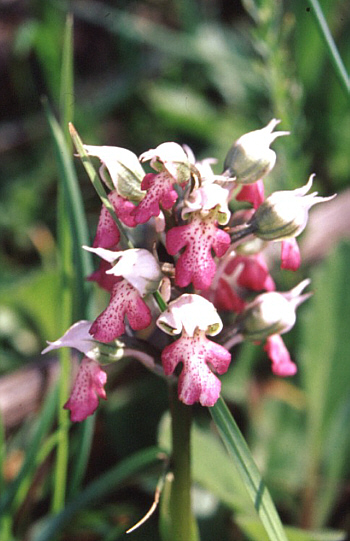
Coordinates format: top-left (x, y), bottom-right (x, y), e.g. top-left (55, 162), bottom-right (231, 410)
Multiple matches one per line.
top-left (223, 119), bottom-right (289, 184)
top-left (249, 175), bottom-right (336, 241)
top-left (84, 145), bottom-right (145, 201)
top-left (237, 279), bottom-right (311, 341)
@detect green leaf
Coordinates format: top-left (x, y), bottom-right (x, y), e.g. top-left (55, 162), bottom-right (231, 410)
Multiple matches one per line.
top-left (44, 101), bottom-right (93, 317)
top-left (210, 396), bottom-right (289, 541)
top-left (237, 516), bottom-right (346, 541)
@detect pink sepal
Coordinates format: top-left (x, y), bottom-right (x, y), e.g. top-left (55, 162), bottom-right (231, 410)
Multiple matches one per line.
top-left (166, 217), bottom-right (230, 290)
top-left (215, 253), bottom-right (275, 312)
top-left (281, 238), bottom-right (301, 271)
top-left (132, 172), bottom-right (179, 224)
top-left (89, 280), bottom-right (152, 342)
top-left (161, 332), bottom-right (231, 406)
top-left (264, 334), bottom-right (297, 377)
top-left (215, 279), bottom-right (246, 312)
top-left (87, 259), bottom-right (122, 292)
top-left (93, 191), bottom-right (137, 249)
top-left (236, 180), bottom-right (265, 209)
top-left (64, 357), bottom-right (107, 422)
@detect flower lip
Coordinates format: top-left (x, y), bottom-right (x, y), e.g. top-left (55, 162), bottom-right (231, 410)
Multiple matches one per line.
top-left (156, 294), bottom-right (223, 337)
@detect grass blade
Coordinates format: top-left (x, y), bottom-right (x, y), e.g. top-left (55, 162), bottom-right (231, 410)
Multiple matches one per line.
top-left (44, 102), bottom-right (93, 309)
top-left (210, 396), bottom-right (289, 541)
top-left (308, 0), bottom-right (350, 98)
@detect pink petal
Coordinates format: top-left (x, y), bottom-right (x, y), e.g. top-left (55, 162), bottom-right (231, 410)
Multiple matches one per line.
top-left (161, 332), bottom-right (231, 407)
top-left (89, 280), bottom-right (152, 342)
top-left (264, 335), bottom-right (297, 377)
top-left (281, 238), bottom-right (301, 271)
top-left (64, 357), bottom-right (107, 422)
top-left (133, 172), bottom-right (179, 224)
top-left (236, 180), bottom-right (265, 209)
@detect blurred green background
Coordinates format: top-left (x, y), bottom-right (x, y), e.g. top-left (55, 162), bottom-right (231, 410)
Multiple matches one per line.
top-left (0, 0), bottom-right (350, 540)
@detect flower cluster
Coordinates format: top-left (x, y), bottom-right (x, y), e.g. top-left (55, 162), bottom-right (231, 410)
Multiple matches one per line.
top-left (43, 121), bottom-right (335, 421)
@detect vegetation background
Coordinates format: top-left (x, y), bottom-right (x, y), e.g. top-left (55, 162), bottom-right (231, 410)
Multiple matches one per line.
top-left (0, 0), bottom-right (350, 540)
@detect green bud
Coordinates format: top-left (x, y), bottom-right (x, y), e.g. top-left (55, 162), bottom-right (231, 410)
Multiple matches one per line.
top-left (224, 119), bottom-right (289, 184)
top-left (237, 280), bottom-right (311, 342)
top-left (249, 175), bottom-right (336, 241)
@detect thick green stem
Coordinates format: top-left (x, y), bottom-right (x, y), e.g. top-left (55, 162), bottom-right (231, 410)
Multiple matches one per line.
top-left (162, 384), bottom-right (199, 541)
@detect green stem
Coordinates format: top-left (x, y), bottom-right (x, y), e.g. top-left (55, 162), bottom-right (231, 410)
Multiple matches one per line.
top-left (308, 0), bottom-right (350, 99)
top-left (52, 184), bottom-right (71, 514)
top-left (165, 385), bottom-right (199, 541)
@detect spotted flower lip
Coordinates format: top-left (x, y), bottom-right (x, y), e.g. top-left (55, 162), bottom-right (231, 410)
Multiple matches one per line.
top-left (64, 357), bottom-right (107, 422)
top-left (161, 330), bottom-right (231, 407)
top-left (139, 142), bottom-right (191, 184)
top-left (156, 294), bottom-right (223, 337)
top-left (84, 145), bottom-right (145, 201)
top-left (83, 247), bottom-right (162, 297)
top-left (249, 174), bottom-right (336, 241)
top-left (89, 280), bottom-right (152, 342)
top-left (132, 171), bottom-right (180, 224)
top-left (166, 215), bottom-right (230, 290)
top-left (223, 119), bottom-right (290, 184)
